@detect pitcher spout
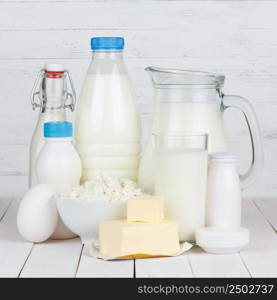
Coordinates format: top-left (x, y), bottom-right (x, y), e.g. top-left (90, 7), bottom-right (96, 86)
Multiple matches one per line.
top-left (145, 66), bottom-right (225, 88)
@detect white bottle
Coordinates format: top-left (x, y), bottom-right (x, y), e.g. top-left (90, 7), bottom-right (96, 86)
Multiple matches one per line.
top-left (196, 152), bottom-right (250, 254)
top-left (206, 152), bottom-right (241, 228)
top-left (36, 121), bottom-right (82, 239)
top-left (29, 64), bottom-right (75, 188)
top-left (75, 37), bottom-right (141, 183)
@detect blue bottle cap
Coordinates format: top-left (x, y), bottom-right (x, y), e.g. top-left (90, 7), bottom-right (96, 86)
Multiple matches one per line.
top-left (91, 37), bottom-right (124, 50)
top-left (44, 122), bottom-right (73, 138)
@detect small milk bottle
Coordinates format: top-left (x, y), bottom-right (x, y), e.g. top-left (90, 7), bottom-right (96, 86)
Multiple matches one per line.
top-left (36, 122), bottom-right (82, 239)
top-left (195, 152), bottom-right (250, 254)
top-left (75, 37), bottom-right (141, 182)
top-left (206, 152), bottom-right (241, 228)
top-left (29, 64), bottom-right (76, 188)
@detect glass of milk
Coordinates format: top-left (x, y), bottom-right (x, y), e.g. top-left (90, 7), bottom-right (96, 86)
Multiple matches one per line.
top-left (154, 133), bottom-right (208, 242)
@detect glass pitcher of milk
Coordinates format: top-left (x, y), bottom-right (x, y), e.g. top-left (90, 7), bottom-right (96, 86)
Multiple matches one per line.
top-left (139, 67), bottom-right (263, 193)
top-left (75, 37), bottom-right (141, 182)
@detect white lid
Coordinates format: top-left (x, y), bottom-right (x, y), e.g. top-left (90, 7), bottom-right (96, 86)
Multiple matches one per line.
top-left (196, 227), bottom-right (250, 254)
top-left (209, 152), bottom-right (237, 162)
top-left (45, 63), bottom-right (64, 72)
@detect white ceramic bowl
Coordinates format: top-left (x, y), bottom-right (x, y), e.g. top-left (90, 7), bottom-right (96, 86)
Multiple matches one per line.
top-left (56, 197), bottom-right (126, 244)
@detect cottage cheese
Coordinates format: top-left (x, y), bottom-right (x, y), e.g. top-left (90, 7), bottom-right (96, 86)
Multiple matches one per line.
top-left (59, 173), bottom-right (143, 202)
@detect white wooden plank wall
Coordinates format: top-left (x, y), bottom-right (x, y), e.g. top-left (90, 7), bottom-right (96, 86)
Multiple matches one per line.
top-left (0, 1), bottom-right (277, 199)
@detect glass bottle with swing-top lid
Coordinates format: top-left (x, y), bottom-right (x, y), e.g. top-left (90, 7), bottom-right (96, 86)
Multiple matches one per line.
top-left (29, 63), bottom-right (76, 187)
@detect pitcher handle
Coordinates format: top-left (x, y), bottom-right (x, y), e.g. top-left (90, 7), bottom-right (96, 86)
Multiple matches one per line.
top-left (222, 95), bottom-right (264, 189)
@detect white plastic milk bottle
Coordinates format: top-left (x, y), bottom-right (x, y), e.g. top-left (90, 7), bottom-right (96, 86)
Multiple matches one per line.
top-left (36, 121), bottom-right (82, 239)
top-left (75, 37), bottom-right (141, 182)
top-left (29, 64), bottom-right (76, 188)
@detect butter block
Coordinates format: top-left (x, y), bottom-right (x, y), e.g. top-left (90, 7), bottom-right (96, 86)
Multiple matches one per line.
top-left (99, 219), bottom-right (180, 258)
top-left (127, 196), bottom-right (164, 223)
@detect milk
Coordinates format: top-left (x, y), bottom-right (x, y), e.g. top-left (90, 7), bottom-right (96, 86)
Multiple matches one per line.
top-left (156, 101), bottom-right (227, 151)
top-left (139, 101), bottom-right (228, 193)
top-left (75, 74), bottom-right (141, 182)
top-left (29, 112), bottom-right (65, 187)
top-left (154, 149), bottom-right (208, 242)
top-left (29, 64), bottom-right (75, 188)
top-left (36, 122), bottom-right (82, 239)
top-left (36, 138), bottom-right (82, 193)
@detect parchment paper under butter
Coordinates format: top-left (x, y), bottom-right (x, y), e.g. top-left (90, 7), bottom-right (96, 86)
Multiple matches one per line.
top-left (88, 241), bottom-right (193, 260)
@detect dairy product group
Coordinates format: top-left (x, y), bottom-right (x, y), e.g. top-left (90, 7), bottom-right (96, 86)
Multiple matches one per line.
top-left (17, 37), bottom-right (263, 256)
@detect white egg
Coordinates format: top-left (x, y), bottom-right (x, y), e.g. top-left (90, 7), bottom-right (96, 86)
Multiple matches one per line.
top-left (17, 184), bottom-right (58, 243)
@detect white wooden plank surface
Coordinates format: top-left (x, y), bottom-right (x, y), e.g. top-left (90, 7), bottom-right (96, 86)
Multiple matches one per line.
top-left (0, 176), bottom-right (28, 198)
top-left (0, 198), bottom-right (12, 220)
top-left (0, 1), bottom-right (275, 32)
top-left (0, 197), bottom-right (277, 277)
top-left (2, 29), bottom-right (277, 60)
top-left (20, 238), bottom-right (83, 278)
top-left (0, 199), bottom-right (33, 277)
top-left (240, 199), bottom-right (277, 278)
top-left (76, 246), bottom-right (134, 278)
top-left (187, 199), bottom-right (255, 278)
top-left (188, 247), bottom-right (250, 278)
top-left (254, 198), bottom-right (277, 232)
top-left (135, 254), bottom-right (193, 278)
